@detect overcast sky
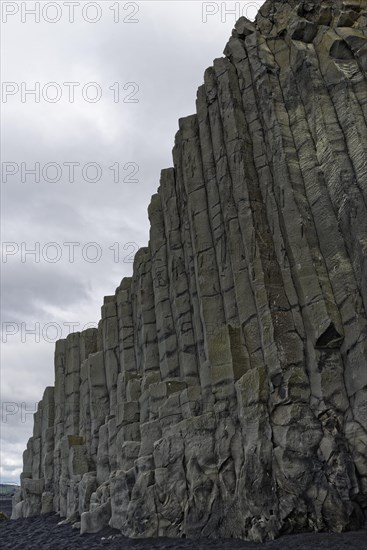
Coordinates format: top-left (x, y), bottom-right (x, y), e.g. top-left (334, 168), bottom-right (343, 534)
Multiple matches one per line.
top-left (1, 0), bottom-right (264, 484)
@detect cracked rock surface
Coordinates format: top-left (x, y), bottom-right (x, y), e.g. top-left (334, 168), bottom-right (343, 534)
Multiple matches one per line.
top-left (13, 0), bottom-right (367, 542)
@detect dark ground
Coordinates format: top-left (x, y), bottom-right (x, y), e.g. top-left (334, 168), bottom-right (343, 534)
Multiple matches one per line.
top-left (0, 496), bottom-right (13, 518)
top-left (0, 514), bottom-right (366, 550)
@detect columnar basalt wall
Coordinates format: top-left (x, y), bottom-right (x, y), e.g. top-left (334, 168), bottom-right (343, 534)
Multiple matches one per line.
top-left (12, 0), bottom-right (367, 541)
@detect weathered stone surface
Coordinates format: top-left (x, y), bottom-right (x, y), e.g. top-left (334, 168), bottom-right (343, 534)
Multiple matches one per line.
top-left (14, 0), bottom-right (367, 542)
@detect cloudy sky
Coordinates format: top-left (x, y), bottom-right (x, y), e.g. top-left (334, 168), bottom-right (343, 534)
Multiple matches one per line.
top-left (1, 0), bottom-right (264, 484)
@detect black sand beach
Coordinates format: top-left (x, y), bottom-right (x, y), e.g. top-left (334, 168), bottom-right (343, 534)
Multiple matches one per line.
top-left (0, 515), bottom-right (366, 550)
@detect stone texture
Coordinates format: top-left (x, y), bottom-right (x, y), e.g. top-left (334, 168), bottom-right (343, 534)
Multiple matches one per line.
top-left (12, 0), bottom-right (367, 542)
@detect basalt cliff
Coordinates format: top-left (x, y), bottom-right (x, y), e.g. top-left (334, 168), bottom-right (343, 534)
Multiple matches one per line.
top-left (12, 0), bottom-right (367, 542)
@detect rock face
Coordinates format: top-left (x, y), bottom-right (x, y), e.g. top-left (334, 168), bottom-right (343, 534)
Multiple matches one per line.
top-left (12, 0), bottom-right (367, 541)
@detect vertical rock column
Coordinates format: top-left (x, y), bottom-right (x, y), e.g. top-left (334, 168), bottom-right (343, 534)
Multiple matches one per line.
top-left (41, 386), bottom-right (55, 513)
top-left (115, 278), bottom-right (141, 473)
top-left (160, 168), bottom-right (200, 387)
top-left (53, 338), bottom-right (67, 513)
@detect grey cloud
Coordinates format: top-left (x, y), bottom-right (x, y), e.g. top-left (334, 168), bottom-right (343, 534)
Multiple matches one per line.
top-left (1, 262), bottom-right (91, 322)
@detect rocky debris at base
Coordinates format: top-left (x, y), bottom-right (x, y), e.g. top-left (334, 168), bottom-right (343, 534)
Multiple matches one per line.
top-left (1, 515), bottom-right (367, 549)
